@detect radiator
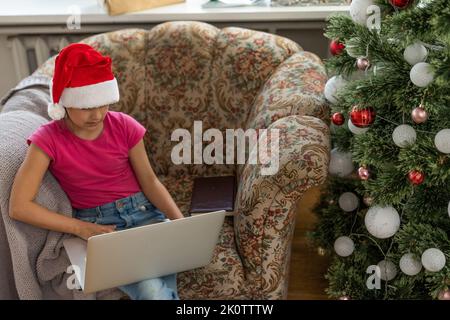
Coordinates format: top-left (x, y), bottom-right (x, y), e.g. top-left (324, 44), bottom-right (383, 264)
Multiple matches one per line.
top-left (7, 35), bottom-right (87, 81)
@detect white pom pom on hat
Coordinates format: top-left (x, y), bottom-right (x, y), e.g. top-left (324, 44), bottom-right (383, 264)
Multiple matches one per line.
top-left (47, 102), bottom-right (66, 120)
top-left (47, 43), bottom-right (120, 120)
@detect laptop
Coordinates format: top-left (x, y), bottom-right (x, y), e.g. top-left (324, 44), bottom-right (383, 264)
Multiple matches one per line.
top-left (63, 210), bottom-right (226, 294)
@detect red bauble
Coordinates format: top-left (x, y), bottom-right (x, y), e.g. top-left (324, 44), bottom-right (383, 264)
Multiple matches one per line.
top-left (350, 106), bottom-right (376, 128)
top-left (330, 40), bottom-right (345, 56)
top-left (408, 170), bottom-right (425, 185)
top-left (389, 0), bottom-right (411, 8)
top-left (331, 112), bottom-right (345, 126)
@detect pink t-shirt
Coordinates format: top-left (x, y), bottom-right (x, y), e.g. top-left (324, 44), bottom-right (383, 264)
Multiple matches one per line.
top-left (27, 111), bottom-right (146, 209)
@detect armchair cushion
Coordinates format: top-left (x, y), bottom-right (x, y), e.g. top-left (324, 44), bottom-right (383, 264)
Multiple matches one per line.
top-left (157, 175), bottom-right (246, 299)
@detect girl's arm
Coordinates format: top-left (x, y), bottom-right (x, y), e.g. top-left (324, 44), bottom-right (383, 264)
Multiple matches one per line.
top-left (129, 139), bottom-right (184, 220)
top-left (9, 144), bottom-right (115, 240)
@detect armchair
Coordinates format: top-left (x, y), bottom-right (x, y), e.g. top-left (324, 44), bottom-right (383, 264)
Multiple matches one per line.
top-left (1, 21), bottom-right (330, 299)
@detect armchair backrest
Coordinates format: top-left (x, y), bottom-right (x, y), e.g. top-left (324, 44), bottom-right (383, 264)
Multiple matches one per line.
top-left (34, 21), bottom-right (313, 177)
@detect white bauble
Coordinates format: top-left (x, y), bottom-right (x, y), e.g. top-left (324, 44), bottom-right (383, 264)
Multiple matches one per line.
top-left (334, 236), bottom-right (355, 257)
top-left (399, 253), bottom-right (423, 276)
top-left (421, 248), bottom-right (446, 272)
top-left (339, 192), bottom-right (360, 212)
top-left (329, 148), bottom-right (354, 177)
top-left (404, 43), bottom-right (428, 65)
top-left (346, 37), bottom-right (361, 58)
top-left (376, 260), bottom-right (397, 281)
top-left (348, 119), bottom-right (369, 135)
top-left (324, 76), bottom-right (347, 104)
top-left (364, 206), bottom-right (400, 239)
top-left (392, 124), bottom-right (417, 148)
top-left (448, 200), bottom-right (450, 218)
top-left (410, 62), bottom-right (434, 87)
top-left (434, 129), bottom-right (450, 154)
top-left (349, 0), bottom-right (374, 26)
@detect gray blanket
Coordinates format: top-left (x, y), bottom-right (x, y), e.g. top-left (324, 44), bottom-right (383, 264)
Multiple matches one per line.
top-left (0, 75), bottom-right (123, 300)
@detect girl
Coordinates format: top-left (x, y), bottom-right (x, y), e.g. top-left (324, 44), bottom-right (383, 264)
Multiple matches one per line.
top-left (9, 43), bottom-right (184, 300)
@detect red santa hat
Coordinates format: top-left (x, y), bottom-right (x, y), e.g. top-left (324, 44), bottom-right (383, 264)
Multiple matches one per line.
top-left (48, 43), bottom-right (120, 120)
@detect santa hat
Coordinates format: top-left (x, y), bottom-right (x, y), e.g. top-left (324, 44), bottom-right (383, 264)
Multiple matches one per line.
top-left (48, 43), bottom-right (120, 120)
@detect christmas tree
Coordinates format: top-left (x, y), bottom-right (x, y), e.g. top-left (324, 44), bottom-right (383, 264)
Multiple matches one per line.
top-left (311, 0), bottom-right (450, 299)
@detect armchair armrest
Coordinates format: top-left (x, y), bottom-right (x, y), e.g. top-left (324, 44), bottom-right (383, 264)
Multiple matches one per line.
top-left (245, 51), bottom-right (330, 131)
top-left (234, 115), bottom-right (330, 299)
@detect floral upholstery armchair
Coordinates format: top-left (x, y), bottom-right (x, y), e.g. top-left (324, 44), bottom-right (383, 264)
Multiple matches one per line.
top-left (32, 21), bottom-right (330, 299)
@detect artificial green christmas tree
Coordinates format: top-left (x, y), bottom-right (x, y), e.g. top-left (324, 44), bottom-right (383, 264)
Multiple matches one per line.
top-left (311, 0), bottom-right (450, 299)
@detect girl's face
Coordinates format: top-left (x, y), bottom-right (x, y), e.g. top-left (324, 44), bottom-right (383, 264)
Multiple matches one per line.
top-left (65, 105), bottom-right (109, 130)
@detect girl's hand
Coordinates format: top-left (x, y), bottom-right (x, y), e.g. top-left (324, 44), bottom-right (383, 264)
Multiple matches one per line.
top-left (75, 220), bottom-right (116, 240)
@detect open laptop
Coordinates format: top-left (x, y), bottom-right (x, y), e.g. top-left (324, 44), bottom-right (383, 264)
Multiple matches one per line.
top-left (63, 210), bottom-right (226, 294)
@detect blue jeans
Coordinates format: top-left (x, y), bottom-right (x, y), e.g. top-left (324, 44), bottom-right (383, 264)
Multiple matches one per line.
top-left (72, 191), bottom-right (179, 300)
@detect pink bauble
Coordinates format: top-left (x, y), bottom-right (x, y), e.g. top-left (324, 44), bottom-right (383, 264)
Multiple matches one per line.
top-left (358, 167), bottom-right (371, 180)
top-left (363, 195), bottom-right (374, 206)
top-left (357, 57), bottom-right (370, 70)
top-left (438, 290), bottom-right (450, 300)
top-left (411, 106), bottom-right (428, 124)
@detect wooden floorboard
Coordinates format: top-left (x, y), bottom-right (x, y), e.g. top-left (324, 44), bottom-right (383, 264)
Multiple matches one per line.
top-left (287, 186), bottom-right (330, 300)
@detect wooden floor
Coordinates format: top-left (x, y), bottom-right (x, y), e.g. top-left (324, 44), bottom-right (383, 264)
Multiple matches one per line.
top-left (287, 186), bottom-right (330, 300)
